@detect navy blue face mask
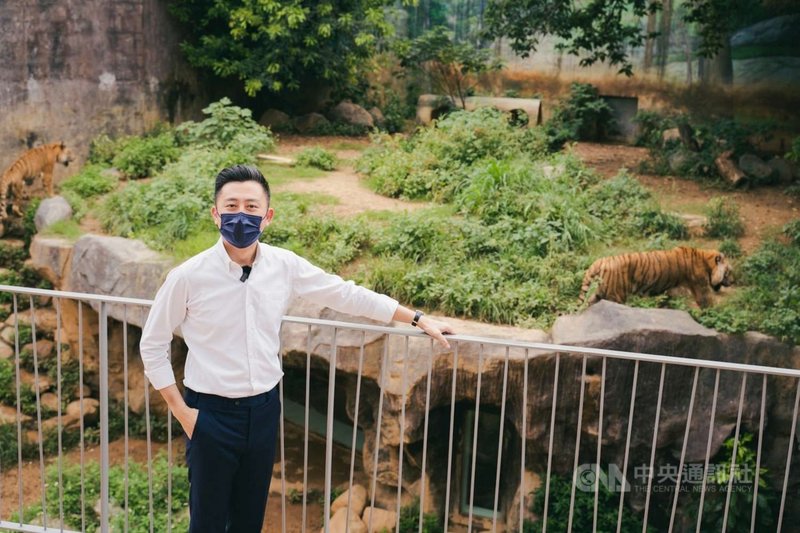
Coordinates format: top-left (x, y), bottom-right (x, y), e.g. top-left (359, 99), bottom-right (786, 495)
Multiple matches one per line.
top-left (219, 212), bottom-right (264, 248)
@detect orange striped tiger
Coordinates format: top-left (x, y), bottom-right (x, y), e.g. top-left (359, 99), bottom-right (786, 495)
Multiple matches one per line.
top-left (0, 142), bottom-right (75, 221)
top-left (579, 246), bottom-right (732, 308)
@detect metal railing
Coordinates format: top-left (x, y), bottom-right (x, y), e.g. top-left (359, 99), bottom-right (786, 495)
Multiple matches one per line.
top-left (0, 284), bottom-right (798, 533)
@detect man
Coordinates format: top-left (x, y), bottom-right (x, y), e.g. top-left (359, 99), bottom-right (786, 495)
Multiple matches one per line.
top-left (140, 164), bottom-right (453, 532)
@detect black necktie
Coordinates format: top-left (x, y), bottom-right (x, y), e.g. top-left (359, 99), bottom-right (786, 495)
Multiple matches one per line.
top-left (240, 266), bottom-right (252, 283)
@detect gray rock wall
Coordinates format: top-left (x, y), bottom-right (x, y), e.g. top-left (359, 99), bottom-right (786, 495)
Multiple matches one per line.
top-left (0, 0), bottom-right (202, 174)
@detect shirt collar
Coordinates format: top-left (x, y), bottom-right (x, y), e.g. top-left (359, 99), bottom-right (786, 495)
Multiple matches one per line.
top-left (213, 237), bottom-right (265, 273)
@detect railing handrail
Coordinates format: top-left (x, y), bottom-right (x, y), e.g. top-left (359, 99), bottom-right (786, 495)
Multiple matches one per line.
top-left (3, 283), bottom-right (799, 378)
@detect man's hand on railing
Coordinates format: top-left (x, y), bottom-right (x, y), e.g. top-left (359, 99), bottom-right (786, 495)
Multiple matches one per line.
top-left (416, 315), bottom-right (454, 349)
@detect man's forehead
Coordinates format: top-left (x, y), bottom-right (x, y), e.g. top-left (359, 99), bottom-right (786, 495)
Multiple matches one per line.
top-left (219, 181), bottom-right (267, 201)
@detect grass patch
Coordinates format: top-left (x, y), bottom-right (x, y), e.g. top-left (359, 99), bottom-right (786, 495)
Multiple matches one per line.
top-left (330, 140), bottom-right (369, 151)
top-left (259, 162), bottom-right (327, 185)
top-left (40, 219), bottom-right (83, 240)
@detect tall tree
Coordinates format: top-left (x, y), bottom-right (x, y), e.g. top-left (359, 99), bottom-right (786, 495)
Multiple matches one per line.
top-left (169, 0), bottom-right (394, 96)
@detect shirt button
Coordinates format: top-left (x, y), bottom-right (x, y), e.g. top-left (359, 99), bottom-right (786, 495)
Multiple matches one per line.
top-left (234, 400), bottom-right (240, 406)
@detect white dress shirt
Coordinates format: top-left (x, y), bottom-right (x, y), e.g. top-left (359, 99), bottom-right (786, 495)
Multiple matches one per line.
top-left (140, 238), bottom-right (398, 398)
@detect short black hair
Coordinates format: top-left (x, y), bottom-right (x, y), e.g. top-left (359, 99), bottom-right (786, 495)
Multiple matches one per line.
top-left (214, 164), bottom-right (271, 203)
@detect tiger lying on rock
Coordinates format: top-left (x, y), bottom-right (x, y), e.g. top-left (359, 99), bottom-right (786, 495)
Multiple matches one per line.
top-left (0, 142), bottom-right (75, 233)
top-left (579, 246), bottom-right (732, 308)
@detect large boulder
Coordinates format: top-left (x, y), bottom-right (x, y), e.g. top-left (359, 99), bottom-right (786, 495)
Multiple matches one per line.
top-left (739, 153), bottom-right (776, 183)
top-left (292, 113), bottom-right (329, 133)
top-left (69, 234), bottom-right (172, 327)
top-left (34, 196), bottom-right (73, 231)
top-left (259, 108), bottom-right (291, 130)
top-left (329, 101), bottom-right (374, 128)
top-left (30, 235), bottom-right (75, 286)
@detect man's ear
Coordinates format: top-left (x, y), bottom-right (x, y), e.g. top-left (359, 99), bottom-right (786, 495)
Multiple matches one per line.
top-left (261, 207), bottom-right (274, 230)
top-left (211, 206), bottom-right (221, 228)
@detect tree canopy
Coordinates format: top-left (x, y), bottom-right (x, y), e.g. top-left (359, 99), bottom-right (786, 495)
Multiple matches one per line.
top-left (169, 0), bottom-right (394, 96)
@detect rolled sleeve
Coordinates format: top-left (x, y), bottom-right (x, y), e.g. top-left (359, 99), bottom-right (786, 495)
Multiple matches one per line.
top-left (291, 255), bottom-right (398, 323)
top-left (139, 268), bottom-right (188, 390)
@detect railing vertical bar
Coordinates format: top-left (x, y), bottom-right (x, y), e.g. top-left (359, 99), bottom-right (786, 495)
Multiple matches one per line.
top-left (98, 302), bottom-right (110, 533)
top-left (367, 341), bottom-right (390, 533)
top-left (567, 355), bottom-right (588, 533)
top-left (750, 374), bottom-right (767, 533)
top-left (696, 369), bottom-right (721, 533)
top-left (167, 405), bottom-right (173, 531)
top-left (395, 336), bottom-right (410, 533)
top-left (323, 328), bottom-right (339, 533)
top-left (29, 297), bottom-right (47, 528)
top-left (776, 378), bottom-right (800, 533)
top-left (278, 322), bottom-right (287, 533)
top-left (592, 357), bottom-right (607, 533)
top-left (466, 344), bottom-right (484, 533)
top-left (443, 341), bottom-right (459, 533)
top-left (519, 348), bottom-right (530, 533)
top-left (542, 353), bottom-right (561, 533)
top-left (642, 363), bottom-right (666, 531)
top-left (417, 338), bottom-right (434, 533)
top-left (491, 346), bottom-right (511, 533)
top-left (78, 301), bottom-right (86, 533)
top-left (616, 359), bottom-right (640, 533)
top-left (13, 294), bottom-right (23, 526)
top-left (142, 310), bottom-right (155, 533)
top-left (123, 306), bottom-right (130, 533)
top-left (668, 366), bottom-right (700, 532)
top-left (301, 325), bottom-right (312, 533)
top-left (345, 331), bottom-right (367, 533)
top-left (55, 298), bottom-right (65, 528)
top-left (722, 373), bottom-right (748, 532)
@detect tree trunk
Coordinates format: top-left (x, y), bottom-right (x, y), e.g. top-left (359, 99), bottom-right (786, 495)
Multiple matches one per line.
top-left (643, 10), bottom-right (657, 71)
top-left (708, 35), bottom-right (733, 85)
top-left (684, 27), bottom-right (693, 84)
top-left (656, 0), bottom-right (673, 80)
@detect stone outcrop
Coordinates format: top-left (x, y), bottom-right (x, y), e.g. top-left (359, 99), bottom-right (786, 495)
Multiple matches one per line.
top-left (328, 101), bottom-right (374, 128)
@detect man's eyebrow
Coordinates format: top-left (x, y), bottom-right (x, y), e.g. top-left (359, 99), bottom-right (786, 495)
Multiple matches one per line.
top-left (221, 196), bottom-right (263, 202)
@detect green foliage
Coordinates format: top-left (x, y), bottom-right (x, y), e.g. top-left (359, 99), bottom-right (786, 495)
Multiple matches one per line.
top-left (0, 241), bottom-right (28, 270)
top-left (88, 134), bottom-right (128, 165)
top-left (358, 108), bottom-right (549, 200)
top-left (398, 499), bottom-right (442, 533)
top-left (703, 197), bottom-right (745, 239)
top-left (61, 165), bottom-right (119, 198)
top-left (170, 0), bottom-right (393, 96)
top-left (21, 455), bottom-right (189, 533)
top-left (294, 147), bottom-right (338, 170)
top-left (685, 433), bottom-right (775, 532)
top-left (633, 110), bottom-right (675, 149)
top-left (718, 238), bottom-right (743, 259)
top-left (786, 136), bottom-right (800, 163)
top-left (694, 237), bottom-right (800, 344)
top-left (178, 98), bottom-right (274, 155)
top-left (395, 26), bottom-right (502, 108)
top-left (23, 198), bottom-right (41, 248)
top-left (112, 131), bottom-right (179, 179)
top-left (524, 474), bottom-right (646, 532)
top-left (784, 219), bottom-right (800, 245)
top-left (544, 83), bottom-right (615, 151)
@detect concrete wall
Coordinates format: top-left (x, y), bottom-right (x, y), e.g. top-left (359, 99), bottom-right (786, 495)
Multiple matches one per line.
top-left (0, 0), bottom-right (202, 175)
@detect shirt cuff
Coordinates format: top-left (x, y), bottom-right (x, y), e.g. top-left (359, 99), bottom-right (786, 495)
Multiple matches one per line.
top-left (374, 294), bottom-right (399, 324)
top-left (144, 366), bottom-right (177, 390)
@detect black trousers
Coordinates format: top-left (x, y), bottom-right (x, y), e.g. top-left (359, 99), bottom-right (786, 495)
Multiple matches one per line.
top-left (184, 386), bottom-right (281, 533)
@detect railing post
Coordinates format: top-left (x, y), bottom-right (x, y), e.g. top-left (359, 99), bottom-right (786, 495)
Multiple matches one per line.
top-left (99, 302), bottom-right (110, 533)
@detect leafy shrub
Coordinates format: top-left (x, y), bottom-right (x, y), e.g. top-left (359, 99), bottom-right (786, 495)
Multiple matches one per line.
top-left (784, 219), bottom-right (800, 245)
top-left (22, 455), bottom-right (189, 533)
top-left (178, 97), bottom-right (274, 155)
top-left (786, 136), bottom-right (800, 163)
top-left (112, 131), bottom-right (179, 179)
top-left (88, 134), bottom-right (129, 165)
top-left (544, 82), bottom-right (615, 151)
top-left (633, 110), bottom-right (675, 149)
top-left (703, 197), bottom-right (745, 239)
top-left (60, 164), bottom-right (119, 198)
top-left (524, 474), bottom-right (646, 532)
top-left (294, 147), bottom-right (337, 170)
top-left (685, 433), bottom-right (775, 532)
top-left (718, 238), bottom-right (743, 259)
top-left (398, 498), bottom-right (442, 533)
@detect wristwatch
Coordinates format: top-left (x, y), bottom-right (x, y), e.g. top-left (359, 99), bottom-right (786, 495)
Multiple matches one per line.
top-left (411, 310), bottom-right (424, 327)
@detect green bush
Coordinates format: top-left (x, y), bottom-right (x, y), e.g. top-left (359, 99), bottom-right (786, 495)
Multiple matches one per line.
top-left (703, 197), bottom-right (745, 239)
top-left (112, 131), bottom-right (179, 179)
top-left (177, 97), bottom-right (274, 155)
top-left (61, 164), bottom-right (119, 198)
top-left (88, 134), bottom-right (130, 165)
top-left (398, 498), bottom-right (442, 533)
top-left (525, 474), bottom-right (646, 532)
top-left (294, 147), bottom-right (338, 170)
top-left (544, 83), bottom-right (615, 151)
top-left (784, 219), bottom-right (800, 245)
top-left (22, 455), bottom-right (189, 533)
